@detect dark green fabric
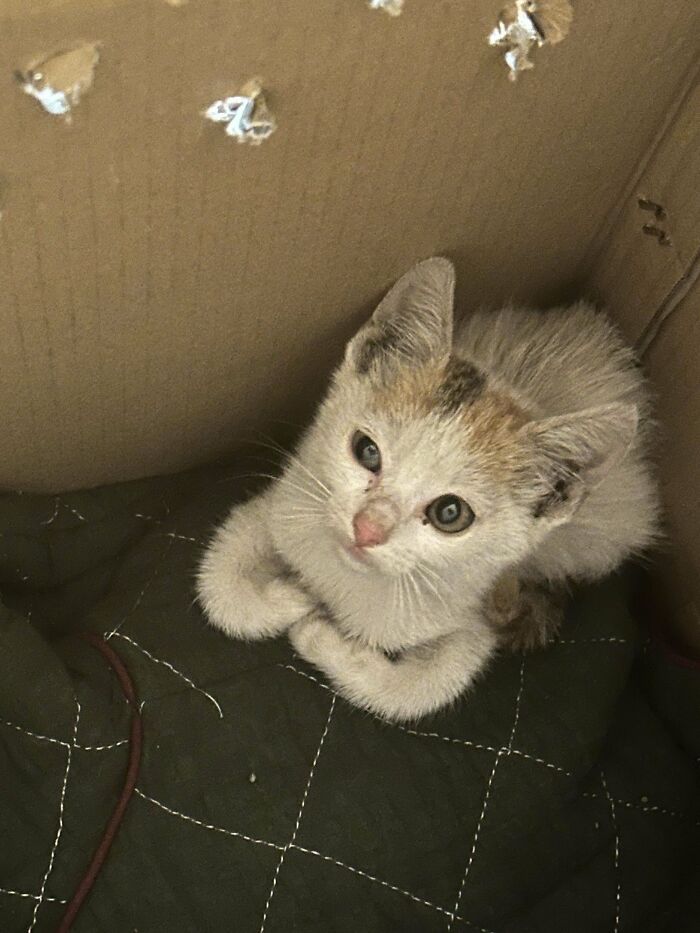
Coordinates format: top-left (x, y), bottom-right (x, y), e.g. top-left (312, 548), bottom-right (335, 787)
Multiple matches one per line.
top-left (1, 466), bottom-right (698, 932)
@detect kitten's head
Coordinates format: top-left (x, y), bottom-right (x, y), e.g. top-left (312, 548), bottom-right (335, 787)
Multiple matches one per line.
top-left (279, 258), bottom-right (637, 589)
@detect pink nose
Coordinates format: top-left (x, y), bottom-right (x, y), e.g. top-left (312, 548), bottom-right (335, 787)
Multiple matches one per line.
top-left (353, 512), bottom-right (389, 549)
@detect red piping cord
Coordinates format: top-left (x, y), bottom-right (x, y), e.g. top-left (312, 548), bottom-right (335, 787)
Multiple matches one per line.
top-left (57, 633), bottom-right (143, 933)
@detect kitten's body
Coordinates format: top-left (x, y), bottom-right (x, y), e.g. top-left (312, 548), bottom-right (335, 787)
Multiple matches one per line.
top-left (198, 259), bottom-right (657, 721)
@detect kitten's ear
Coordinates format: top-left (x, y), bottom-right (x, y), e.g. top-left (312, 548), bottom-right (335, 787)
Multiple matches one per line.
top-left (521, 403), bottom-right (638, 526)
top-left (346, 257), bottom-right (455, 374)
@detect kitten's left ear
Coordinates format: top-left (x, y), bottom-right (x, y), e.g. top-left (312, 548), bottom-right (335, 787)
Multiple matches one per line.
top-left (346, 257), bottom-right (455, 374)
top-left (521, 403), bottom-right (639, 527)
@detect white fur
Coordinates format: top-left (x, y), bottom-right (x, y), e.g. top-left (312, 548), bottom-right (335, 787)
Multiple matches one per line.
top-left (197, 259), bottom-right (658, 722)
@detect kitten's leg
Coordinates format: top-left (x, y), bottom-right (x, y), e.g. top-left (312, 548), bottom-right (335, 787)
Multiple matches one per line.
top-left (484, 572), bottom-right (565, 652)
top-left (290, 614), bottom-right (496, 722)
top-left (197, 494), bottom-right (314, 640)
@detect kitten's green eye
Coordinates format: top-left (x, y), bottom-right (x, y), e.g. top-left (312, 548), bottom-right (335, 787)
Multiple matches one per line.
top-left (426, 495), bottom-right (475, 534)
top-left (352, 431), bottom-right (381, 473)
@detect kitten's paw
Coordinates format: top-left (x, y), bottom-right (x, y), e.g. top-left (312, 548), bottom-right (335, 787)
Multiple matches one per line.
top-left (485, 575), bottom-right (564, 653)
top-left (198, 575), bottom-right (313, 642)
top-left (289, 614), bottom-right (339, 661)
top-left (264, 578), bottom-right (315, 626)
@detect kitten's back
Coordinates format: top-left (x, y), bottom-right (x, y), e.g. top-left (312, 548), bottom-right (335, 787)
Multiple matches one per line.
top-left (455, 303), bottom-right (648, 423)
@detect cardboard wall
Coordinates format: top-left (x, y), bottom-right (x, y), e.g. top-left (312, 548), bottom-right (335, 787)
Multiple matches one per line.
top-left (1, 0), bottom-right (698, 492)
top-left (588, 72), bottom-right (700, 651)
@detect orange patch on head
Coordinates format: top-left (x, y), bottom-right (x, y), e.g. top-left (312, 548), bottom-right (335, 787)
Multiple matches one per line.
top-left (374, 363), bottom-right (444, 418)
top-left (461, 391), bottom-right (530, 478)
top-left (372, 356), bottom-right (530, 479)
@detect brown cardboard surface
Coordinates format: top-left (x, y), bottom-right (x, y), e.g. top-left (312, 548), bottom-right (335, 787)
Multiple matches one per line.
top-left (587, 71), bottom-right (700, 345)
top-left (585, 67), bottom-right (700, 650)
top-left (0, 0), bottom-right (698, 491)
top-left (644, 272), bottom-right (700, 652)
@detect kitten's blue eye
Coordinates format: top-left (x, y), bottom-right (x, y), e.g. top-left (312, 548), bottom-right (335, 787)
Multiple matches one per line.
top-left (352, 431), bottom-right (381, 473)
top-left (426, 495), bottom-right (475, 534)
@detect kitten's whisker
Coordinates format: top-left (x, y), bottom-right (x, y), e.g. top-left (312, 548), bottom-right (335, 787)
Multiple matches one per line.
top-left (251, 437), bottom-right (333, 499)
top-left (286, 456), bottom-right (333, 498)
top-left (278, 505), bottom-right (325, 521)
top-left (415, 566), bottom-right (450, 613)
top-left (418, 563), bottom-right (448, 592)
top-left (400, 571), bottom-right (418, 620)
top-left (395, 575), bottom-right (406, 619)
top-left (406, 571), bottom-right (424, 614)
top-left (278, 514), bottom-right (321, 527)
top-left (247, 432), bottom-right (289, 456)
top-left (278, 474), bottom-right (327, 506)
top-left (282, 503), bottom-right (324, 513)
top-left (215, 471), bottom-right (279, 485)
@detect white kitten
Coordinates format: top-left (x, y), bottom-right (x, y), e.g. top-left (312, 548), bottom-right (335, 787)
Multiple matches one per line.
top-left (197, 258), bottom-right (658, 721)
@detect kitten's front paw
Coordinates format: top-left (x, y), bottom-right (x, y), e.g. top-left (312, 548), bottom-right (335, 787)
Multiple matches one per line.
top-left (265, 578), bottom-right (315, 627)
top-left (198, 572), bottom-right (313, 642)
top-left (289, 614), bottom-right (341, 663)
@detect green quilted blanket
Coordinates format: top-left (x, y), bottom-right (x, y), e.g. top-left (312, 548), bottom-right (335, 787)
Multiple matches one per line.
top-left (1, 466), bottom-right (698, 932)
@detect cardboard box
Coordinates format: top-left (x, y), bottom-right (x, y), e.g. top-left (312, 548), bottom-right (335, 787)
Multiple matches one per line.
top-left (0, 1), bottom-right (698, 645)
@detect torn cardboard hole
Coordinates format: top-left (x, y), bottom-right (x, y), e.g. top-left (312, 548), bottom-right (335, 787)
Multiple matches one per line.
top-left (204, 79), bottom-right (276, 145)
top-left (15, 41), bottom-right (101, 118)
top-left (369, 0), bottom-right (404, 15)
top-left (489, 0), bottom-right (572, 81)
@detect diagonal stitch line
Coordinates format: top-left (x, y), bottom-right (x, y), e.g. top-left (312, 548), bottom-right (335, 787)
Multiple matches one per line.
top-left (290, 844), bottom-right (495, 933)
top-left (1, 717), bottom-right (71, 749)
top-left (133, 512), bottom-right (204, 546)
top-left (0, 887), bottom-right (66, 904)
top-left (0, 717), bottom-right (128, 752)
top-left (133, 787), bottom-right (490, 931)
top-left (39, 497), bottom-right (86, 527)
top-left (163, 531), bottom-right (201, 544)
top-left (74, 739), bottom-right (129, 751)
top-left (134, 789), bottom-right (283, 850)
top-left (259, 695), bottom-right (336, 933)
top-left (105, 537), bottom-right (175, 640)
top-left (447, 659), bottom-right (526, 931)
top-left (277, 662), bottom-right (572, 775)
top-left (62, 501), bottom-right (86, 522)
top-left (556, 638), bottom-right (628, 645)
top-left (278, 663), bottom-right (332, 691)
top-left (40, 497), bottom-right (60, 526)
top-left (507, 659), bottom-right (525, 752)
top-left (395, 724), bottom-right (500, 755)
top-left (582, 791), bottom-right (700, 826)
top-left (447, 755), bottom-right (500, 933)
top-left (111, 631), bottom-right (223, 718)
top-left (600, 771), bottom-right (621, 933)
top-left (507, 748), bottom-right (571, 775)
top-left (28, 699), bottom-right (80, 932)
top-left (399, 726), bottom-right (572, 776)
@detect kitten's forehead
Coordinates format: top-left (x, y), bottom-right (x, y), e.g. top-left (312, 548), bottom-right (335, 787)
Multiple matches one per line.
top-left (368, 356), bottom-right (528, 480)
top-left (373, 355), bottom-right (481, 414)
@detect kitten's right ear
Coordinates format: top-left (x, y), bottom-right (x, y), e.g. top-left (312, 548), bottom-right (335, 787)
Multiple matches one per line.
top-left (521, 403), bottom-right (639, 527)
top-left (346, 257), bottom-right (455, 375)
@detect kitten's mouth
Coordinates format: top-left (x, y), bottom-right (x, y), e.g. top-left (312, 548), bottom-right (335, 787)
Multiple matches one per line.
top-left (339, 538), bottom-right (371, 569)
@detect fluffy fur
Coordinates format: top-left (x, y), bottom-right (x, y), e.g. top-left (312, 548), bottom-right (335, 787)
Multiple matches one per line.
top-left (197, 258), bottom-right (658, 721)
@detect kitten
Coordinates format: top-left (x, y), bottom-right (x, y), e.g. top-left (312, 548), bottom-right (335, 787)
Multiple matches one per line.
top-left (197, 258), bottom-right (658, 721)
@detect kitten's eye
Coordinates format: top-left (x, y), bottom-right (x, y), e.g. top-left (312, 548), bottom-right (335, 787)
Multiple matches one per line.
top-left (425, 495), bottom-right (475, 534)
top-left (352, 431), bottom-right (381, 473)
